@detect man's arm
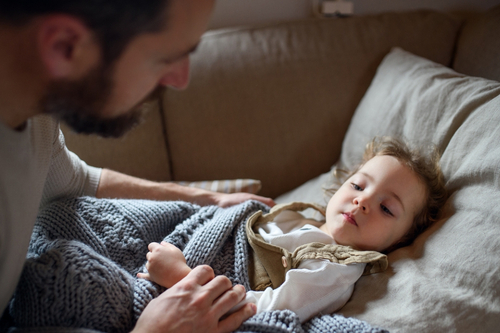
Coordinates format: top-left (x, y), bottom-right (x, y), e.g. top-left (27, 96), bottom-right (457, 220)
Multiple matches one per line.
top-left (97, 168), bottom-right (275, 207)
top-left (45, 123), bottom-right (274, 208)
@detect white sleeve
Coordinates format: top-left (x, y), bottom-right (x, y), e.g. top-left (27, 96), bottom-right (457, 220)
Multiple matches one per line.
top-left (243, 260), bottom-right (365, 323)
top-left (41, 126), bottom-right (102, 207)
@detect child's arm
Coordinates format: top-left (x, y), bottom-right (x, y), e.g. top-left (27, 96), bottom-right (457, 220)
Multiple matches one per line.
top-left (137, 241), bottom-right (192, 288)
top-left (243, 260), bottom-right (364, 323)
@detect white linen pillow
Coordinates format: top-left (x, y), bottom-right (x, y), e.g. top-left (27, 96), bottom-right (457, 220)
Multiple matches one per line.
top-left (335, 48), bottom-right (500, 332)
top-left (278, 47), bottom-right (500, 332)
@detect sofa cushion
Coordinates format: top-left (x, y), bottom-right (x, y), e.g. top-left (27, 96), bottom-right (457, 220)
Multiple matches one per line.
top-left (453, 5), bottom-right (500, 82)
top-left (334, 48), bottom-right (500, 332)
top-left (173, 178), bottom-right (261, 194)
top-left (162, 10), bottom-right (461, 197)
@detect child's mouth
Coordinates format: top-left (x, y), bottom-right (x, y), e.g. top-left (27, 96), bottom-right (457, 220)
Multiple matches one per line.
top-left (342, 213), bottom-right (358, 226)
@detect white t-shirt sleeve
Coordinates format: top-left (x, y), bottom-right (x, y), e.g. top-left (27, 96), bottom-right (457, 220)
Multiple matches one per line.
top-left (41, 125), bottom-right (101, 207)
top-left (244, 259), bottom-right (365, 323)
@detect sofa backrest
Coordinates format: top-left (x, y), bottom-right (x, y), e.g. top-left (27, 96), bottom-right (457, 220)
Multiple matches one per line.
top-left (162, 10), bottom-right (461, 197)
top-left (61, 10), bottom-right (465, 197)
top-left (453, 5), bottom-right (500, 82)
top-left (61, 100), bottom-right (173, 182)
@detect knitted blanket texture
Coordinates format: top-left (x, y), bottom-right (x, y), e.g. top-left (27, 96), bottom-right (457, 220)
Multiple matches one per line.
top-left (8, 197), bottom-right (388, 333)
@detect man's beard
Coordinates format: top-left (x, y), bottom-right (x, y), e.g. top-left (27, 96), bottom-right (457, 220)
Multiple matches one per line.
top-left (40, 64), bottom-right (144, 138)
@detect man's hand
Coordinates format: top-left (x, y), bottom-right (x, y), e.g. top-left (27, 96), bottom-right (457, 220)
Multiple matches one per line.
top-left (132, 265), bottom-right (256, 333)
top-left (137, 241), bottom-right (192, 288)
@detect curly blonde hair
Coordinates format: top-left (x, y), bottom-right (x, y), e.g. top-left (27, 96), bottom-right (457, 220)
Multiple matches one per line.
top-left (325, 137), bottom-right (448, 253)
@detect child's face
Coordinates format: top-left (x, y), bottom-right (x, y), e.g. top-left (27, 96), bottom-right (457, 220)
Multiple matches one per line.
top-left (322, 155), bottom-right (426, 252)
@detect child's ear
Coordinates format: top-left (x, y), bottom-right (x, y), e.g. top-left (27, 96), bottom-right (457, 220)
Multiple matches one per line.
top-left (37, 14), bottom-right (100, 79)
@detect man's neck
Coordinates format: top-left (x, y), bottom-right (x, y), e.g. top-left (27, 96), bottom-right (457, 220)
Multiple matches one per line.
top-left (0, 22), bottom-right (45, 129)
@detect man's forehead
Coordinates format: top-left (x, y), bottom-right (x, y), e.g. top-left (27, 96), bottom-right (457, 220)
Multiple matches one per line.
top-left (153, 0), bottom-right (213, 52)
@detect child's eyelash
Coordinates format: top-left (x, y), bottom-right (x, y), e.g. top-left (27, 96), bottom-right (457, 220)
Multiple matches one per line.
top-left (381, 205), bottom-right (393, 216)
top-left (351, 183), bottom-right (363, 191)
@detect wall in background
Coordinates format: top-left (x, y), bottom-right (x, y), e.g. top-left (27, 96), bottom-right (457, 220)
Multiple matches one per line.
top-left (208, 0), bottom-right (499, 29)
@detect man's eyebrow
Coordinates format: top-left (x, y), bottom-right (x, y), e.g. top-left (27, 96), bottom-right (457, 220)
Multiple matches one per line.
top-left (358, 171), bottom-right (405, 212)
top-left (163, 43), bottom-right (199, 64)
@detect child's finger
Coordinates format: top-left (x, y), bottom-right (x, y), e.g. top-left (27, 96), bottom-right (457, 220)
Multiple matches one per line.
top-left (148, 242), bottom-right (160, 251)
top-left (137, 272), bottom-right (151, 280)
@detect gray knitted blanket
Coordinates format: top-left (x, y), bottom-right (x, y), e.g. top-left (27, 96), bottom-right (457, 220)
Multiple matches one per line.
top-left (7, 197), bottom-right (388, 333)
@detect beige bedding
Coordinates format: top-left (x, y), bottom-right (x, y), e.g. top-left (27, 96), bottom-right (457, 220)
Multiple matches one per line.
top-left (276, 48), bottom-right (500, 332)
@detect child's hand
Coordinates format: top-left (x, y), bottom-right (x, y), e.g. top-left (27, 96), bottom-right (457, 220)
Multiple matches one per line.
top-left (137, 241), bottom-right (192, 288)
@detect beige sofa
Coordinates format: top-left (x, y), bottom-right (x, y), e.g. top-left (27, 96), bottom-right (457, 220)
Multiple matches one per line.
top-left (62, 6), bottom-right (500, 333)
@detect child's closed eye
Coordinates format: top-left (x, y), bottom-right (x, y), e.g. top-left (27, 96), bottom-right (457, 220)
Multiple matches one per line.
top-left (351, 183), bottom-right (363, 191)
top-left (381, 204), bottom-right (393, 216)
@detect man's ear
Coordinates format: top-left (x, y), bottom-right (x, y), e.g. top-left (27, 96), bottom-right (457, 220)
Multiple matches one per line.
top-left (37, 15), bottom-right (100, 79)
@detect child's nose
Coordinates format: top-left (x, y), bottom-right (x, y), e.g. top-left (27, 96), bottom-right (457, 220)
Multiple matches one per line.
top-left (353, 197), bottom-right (369, 213)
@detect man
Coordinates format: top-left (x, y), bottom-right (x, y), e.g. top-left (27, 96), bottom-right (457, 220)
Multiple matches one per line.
top-left (0, 0), bottom-right (274, 331)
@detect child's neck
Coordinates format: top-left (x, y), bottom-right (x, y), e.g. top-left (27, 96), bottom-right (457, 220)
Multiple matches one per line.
top-left (319, 223), bottom-right (331, 237)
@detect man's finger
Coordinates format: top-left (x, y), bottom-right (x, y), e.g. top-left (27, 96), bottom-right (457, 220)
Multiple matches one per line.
top-left (186, 265), bottom-right (216, 286)
top-left (211, 284), bottom-right (246, 317)
top-left (201, 275), bottom-right (235, 305)
top-left (218, 303), bottom-right (256, 333)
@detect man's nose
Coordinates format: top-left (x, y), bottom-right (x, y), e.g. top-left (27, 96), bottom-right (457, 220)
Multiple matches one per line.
top-left (159, 57), bottom-right (190, 90)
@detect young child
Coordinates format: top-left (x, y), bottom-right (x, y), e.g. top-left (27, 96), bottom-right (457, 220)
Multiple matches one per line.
top-left (138, 136), bottom-right (447, 323)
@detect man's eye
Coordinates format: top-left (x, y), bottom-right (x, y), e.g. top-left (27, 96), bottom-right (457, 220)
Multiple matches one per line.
top-left (351, 183), bottom-right (363, 191)
top-left (381, 205), bottom-right (393, 216)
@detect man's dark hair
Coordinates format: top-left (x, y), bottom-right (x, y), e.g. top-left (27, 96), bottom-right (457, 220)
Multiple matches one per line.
top-left (0, 0), bottom-right (170, 65)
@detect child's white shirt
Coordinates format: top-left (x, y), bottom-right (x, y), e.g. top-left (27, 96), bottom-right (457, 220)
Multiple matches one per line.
top-left (240, 210), bottom-right (365, 323)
